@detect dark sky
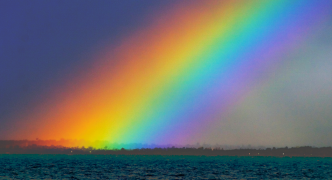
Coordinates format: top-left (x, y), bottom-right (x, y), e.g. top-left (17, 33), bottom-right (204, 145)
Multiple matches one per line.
top-left (0, 0), bottom-right (176, 131)
top-left (1, 1), bottom-right (332, 147)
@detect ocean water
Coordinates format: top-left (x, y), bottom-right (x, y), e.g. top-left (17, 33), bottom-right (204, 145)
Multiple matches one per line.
top-left (0, 155), bottom-right (331, 179)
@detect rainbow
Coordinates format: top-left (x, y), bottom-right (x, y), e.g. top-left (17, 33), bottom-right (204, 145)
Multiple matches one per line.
top-left (11, 0), bottom-right (331, 148)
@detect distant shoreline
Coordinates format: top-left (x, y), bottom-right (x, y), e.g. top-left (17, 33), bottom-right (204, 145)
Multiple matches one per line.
top-left (1, 144), bottom-right (331, 158)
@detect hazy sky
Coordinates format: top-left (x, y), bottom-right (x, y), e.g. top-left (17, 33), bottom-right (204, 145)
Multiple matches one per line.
top-left (1, 0), bottom-right (332, 148)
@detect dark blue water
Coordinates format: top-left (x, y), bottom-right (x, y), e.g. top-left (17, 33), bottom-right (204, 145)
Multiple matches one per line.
top-left (0, 155), bottom-right (331, 179)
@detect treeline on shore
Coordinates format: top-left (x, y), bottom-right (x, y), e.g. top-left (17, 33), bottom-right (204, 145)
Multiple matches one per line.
top-left (0, 139), bottom-right (265, 150)
top-left (0, 142), bottom-right (331, 157)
